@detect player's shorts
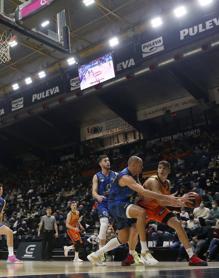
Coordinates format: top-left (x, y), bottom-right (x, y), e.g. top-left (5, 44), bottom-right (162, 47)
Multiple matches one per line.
top-left (137, 201), bottom-right (175, 224)
top-left (67, 228), bottom-right (81, 242)
top-left (97, 202), bottom-right (110, 218)
top-left (109, 202), bottom-right (136, 230)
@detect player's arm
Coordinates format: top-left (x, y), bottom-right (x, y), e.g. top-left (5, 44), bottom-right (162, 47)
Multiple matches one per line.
top-left (119, 176), bottom-right (190, 207)
top-left (54, 218), bottom-right (59, 238)
top-left (77, 212), bottom-right (85, 231)
top-left (38, 216), bottom-right (44, 236)
top-left (92, 174), bottom-right (105, 203)
top-left (66, 212), bottom-right (77, 230)
top-left (143, 178), bottom-right (176, 206)
top-left (0, 200), bottom-right (6, 222)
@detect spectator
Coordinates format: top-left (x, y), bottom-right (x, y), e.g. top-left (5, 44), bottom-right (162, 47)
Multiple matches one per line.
top-left (207, 220), bottom-right (219, 261)
top-left (193, 202), bottom-right (210, 220)
top-left (180, 208), bottom-right (189, 221)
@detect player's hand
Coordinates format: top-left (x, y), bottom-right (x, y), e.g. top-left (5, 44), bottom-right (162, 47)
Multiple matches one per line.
top-left (180, 193), bottom-right (196, 207)
top-left (96, 195), bottom-right (106, 203)
top-left (167, 196), bottom-right (190, 207)
top-left (37, 231), bottom-right (40, 237)
top-left (55, 233), bottom-right (58, 238)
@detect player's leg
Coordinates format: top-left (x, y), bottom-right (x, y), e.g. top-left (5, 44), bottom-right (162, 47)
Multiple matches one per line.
top-left (73, 240), bottom-right (83, 262)
top-left (87, 203), bottom-right (131, 265)
top-left (97, 206), bottom-right (109, 249)
top-left (122, 224), bottom-right (141, 266)
top-left (64, 229), bottom-right (77, 257)
top-left (0, 225), bottom-right (22, 263)
top-left (167, 216), bottom-right (207, 266)
top-left (125, 204), bottom-right (158, 265)
top-left (87, 228), bottom-right (129, 265)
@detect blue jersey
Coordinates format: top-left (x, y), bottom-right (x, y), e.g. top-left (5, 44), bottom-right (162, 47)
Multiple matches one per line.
top-left (0, 196), bottom-right (5, 213)
top-left (96, 170), bottom-right (117, 202)
top-left (109, 167), bottom-right (138, 204)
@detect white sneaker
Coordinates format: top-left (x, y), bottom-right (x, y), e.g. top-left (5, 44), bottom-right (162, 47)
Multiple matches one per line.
top-left (73, 258), bottom-right (83, 263)
top-left (64, 246), bottom-right (69, 257)
top-left (133, 251), bottom-right (143, 265)
top-left (87, 252), bottom-right (105, 266)
top-left (141, 251), bottom-right (159, 266)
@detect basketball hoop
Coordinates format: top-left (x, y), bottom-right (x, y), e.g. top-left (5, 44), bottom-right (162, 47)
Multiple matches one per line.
top-left (0, 31), bottom-right (14, 64)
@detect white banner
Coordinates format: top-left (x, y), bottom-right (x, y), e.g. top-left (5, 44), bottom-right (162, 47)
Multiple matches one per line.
top-left (81, 118), bottom-right (135, 141)
top-left (11, 97), bottom-right (24, 112)
top-left (141, 36), bottom-right (165, 58)
top-left (137, 96), bottom-right (198, 121)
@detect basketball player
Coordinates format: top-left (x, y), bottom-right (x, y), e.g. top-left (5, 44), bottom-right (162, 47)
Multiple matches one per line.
top-left (87, 156), bottom-right (191, 266)
top-left (0, 184), bottom-right (22, 263)
top-left (124, 161), bottom-right (207, 266)
top-left (92, 155), bottom-right (117, 256)
top-left (64, 201), bottom-right (84, 262)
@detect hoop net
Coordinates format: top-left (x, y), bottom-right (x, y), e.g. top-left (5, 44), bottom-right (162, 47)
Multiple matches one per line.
top-left (0, 31), bottom-right (13, 64)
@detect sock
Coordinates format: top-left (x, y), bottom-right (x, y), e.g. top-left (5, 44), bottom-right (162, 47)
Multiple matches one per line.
top-left (129, 250), bottom-right (135, 255)
top-left (140, 241), bottom-right (149, 254)
top-left (8, 247), bottom-right (14, 257)
top-left (95, 238), bottom-right (121, 256)
top-left (74, 252), bottom-right (79, 259)
top-left (186, 248), bottom-right (194, 258)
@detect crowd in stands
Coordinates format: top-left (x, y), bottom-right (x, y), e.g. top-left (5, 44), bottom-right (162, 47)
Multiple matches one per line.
top-left (0, 126), bottom-right (219, 261)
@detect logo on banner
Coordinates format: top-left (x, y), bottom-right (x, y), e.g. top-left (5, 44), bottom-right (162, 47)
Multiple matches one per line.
top-left (0, 108), bottom-right (5, 116)
top-left (116, 58), bottom-right (136, 72)
top-left (23, 244), bottom-right (36, 259)
top-left (141, 36), bottom-right (164, 58)
top-left (180, 17), bottom-right (219, 40)
top-left (11, 97), bottom-right (24, 112)
top-left (70, 77), bottom-right (80, 91)
top-left (32, 86), bottom-right (60, 103)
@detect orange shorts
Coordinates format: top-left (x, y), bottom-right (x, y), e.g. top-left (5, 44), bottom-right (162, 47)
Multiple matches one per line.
top-left (137, 201), bottom-right (174, 224)
top-left (67, 228), bottom-right (81, 242)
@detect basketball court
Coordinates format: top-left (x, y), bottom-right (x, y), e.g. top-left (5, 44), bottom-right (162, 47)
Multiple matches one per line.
top-left (0, 261), bottom-right (219, 278)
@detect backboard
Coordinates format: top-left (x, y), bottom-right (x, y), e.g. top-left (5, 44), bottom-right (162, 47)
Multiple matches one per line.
top-left (0, 0), bottom-right (71, 55)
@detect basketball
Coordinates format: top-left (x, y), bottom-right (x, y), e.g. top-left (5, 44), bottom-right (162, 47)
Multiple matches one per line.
top-left (183, 192), bottom-right (202, 208)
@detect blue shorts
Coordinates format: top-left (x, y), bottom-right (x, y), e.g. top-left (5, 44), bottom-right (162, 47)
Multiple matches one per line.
top-left (109, 202), bottom-right (136, 230)
top-left (97, 203), bottom-right (109, 218)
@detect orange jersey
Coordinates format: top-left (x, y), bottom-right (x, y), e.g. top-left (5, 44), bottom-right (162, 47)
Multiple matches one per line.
top-left (67, 211), bottom-right (81, 242)
top-left (69, 211), bottom-right (80, 228)
top-left (138, 175), bottom-right (171, 210)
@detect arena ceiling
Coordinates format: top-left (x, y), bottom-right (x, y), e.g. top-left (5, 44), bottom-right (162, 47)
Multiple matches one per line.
top-left (0, 0), bottom-right (219, 161)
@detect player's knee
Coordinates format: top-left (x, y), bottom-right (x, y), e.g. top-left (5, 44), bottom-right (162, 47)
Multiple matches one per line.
top-left (7, 228), bottom-right (13, 237)
top-left (137, 208), bottom-right (146, 219)
top-left (98, 217), bottom-right (109, 240)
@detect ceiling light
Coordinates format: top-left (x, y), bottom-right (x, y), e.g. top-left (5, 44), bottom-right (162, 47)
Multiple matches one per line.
top-left (12, 83), bottom-right (19, 91)
top-left (67, 57), bottom-right (76, 66)
top-left (41, 20), bottom-right (50, 28)
top-left (25, 77), bottom-right (32, 85)
top-left (109, 36), bottom-right (119, 48)
top-left (83, 0), bottom-right (95, 6)
top-left (198, 0), bottom-right (213, 7)
top-left (173, 6), bottom-right (187, 18)
top-left (150, 17), bottom-right (163, 28)
top-left (38, 70), bottom-right (46, 79)
top-left (8, 40), bottom-right (18, 48)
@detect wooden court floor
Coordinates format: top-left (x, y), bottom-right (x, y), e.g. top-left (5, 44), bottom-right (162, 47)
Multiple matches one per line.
top-left (0, 261), bottom-right (219, 278)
